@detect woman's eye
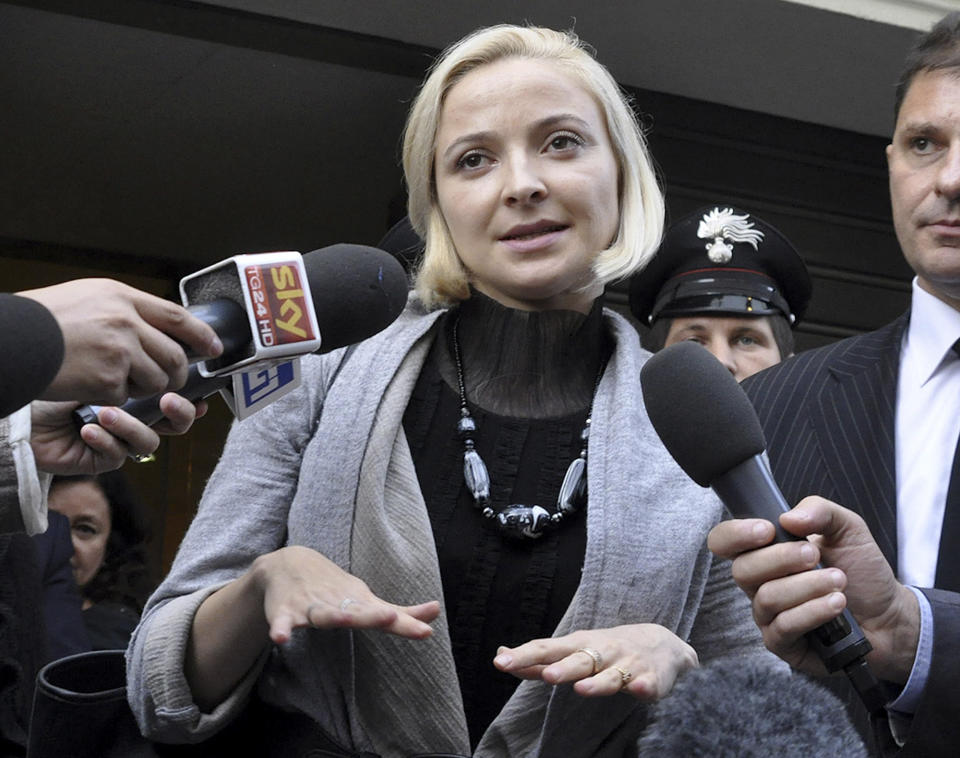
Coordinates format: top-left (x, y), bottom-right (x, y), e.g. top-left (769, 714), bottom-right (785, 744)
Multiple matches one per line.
top-left (547, 132), bottom-right (584, 151)
top-left (456, 151), bottom-right (487, 170)
top-left (910, 137), bottom-right (934, 154)
top-left (73, 524), bottom-right (98, 538)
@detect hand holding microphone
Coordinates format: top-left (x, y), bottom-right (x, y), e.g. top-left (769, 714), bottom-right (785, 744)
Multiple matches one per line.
top-left (640, 341), bottom-right (888, 713)
top-left (0, 283), bottom-right (223, 417)
top-left (708, 496), bottom-right (922, 687)
top-left (14, 279), bottom-right (224, 406)
top-left (1, 282), bottom-right (218, 484)
top-left (30, 394), bottom-right (201, 475)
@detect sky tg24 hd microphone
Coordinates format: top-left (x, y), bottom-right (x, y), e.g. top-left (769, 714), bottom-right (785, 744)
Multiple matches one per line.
top-left (640, 341), bottom-right (887, 714)
top-left (75, 243), bottom-right (408, 426)
top-left (180, 250), bottom-right (321, 378)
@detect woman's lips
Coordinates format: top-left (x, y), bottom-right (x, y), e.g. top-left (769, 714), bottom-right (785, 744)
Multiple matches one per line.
top-left (925, 220), bottom-right (960, 239)
top-left (499, 224), bottom-right (568, 252)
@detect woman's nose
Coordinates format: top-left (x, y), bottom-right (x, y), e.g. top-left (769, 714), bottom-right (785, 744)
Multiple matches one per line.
top-left (503, 155), bottom-right (547, 206)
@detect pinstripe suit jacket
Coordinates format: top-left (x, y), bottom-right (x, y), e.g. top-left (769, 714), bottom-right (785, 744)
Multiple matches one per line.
top-left (742, 312), bottom-right (960, 757)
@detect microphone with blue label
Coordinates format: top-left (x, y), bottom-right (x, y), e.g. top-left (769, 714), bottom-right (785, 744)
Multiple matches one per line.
top-left (73, 243), bottom-right (408, 427)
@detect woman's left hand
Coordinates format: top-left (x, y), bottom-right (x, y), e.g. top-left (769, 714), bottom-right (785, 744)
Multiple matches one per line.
top-left (493, 624), bottom-right (699, 701)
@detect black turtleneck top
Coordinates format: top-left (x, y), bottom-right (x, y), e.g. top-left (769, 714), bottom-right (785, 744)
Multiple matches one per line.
top-left (401, 291), bottom-right (609, 748)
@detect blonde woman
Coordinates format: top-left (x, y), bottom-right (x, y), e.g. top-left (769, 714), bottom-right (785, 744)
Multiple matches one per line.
top-left (128, 25), bottom-right (768, 757)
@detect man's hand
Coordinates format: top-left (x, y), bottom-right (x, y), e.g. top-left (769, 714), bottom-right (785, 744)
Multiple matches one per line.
top-left (20, 279), bottom-right (222, 405)
top-left (30, 393), bottom-right (204, 475)
top-left (708, 496), bottom-right (920, 683)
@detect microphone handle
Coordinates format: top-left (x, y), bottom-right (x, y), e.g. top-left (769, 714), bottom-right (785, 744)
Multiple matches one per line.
top-left (183, 299), bottom-right (250, 361)
top-left (73, 366), bottom-right (229, 428)
top-left (74, 299), bottom-right (249, 428)
top-left (712, 455), bottom-right (887, 713)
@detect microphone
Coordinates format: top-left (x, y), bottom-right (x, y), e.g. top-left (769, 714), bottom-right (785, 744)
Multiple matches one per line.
top-left (180, 243), bottom-right (406, 377)
top-left (75, 243), bottom-right (408, 426)
top-left (640, 341), bottom-right (886, 714)
top-left (0, 294), bottom-right (65, 416)
top-left (636, 656), bottom-right (868, 756)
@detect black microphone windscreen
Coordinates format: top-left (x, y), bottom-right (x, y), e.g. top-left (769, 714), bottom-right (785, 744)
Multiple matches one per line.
top-left (303, 243), bottom-right (409, 352)
top-left (0, 294), bottom-right (65, 416)
top-left (640, 341), bottom-right (765, 486)
top-left (637, 656), bottom-right (868, 757)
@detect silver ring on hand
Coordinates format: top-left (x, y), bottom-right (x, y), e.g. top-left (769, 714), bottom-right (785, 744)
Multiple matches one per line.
top-left (339, 597), bottom-right (356, 612)
top-left (575, 647), bottom-right (603, 675)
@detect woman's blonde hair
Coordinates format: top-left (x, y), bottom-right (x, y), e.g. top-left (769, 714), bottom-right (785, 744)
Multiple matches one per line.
top-left (402, 24), bottom-right (664, 308)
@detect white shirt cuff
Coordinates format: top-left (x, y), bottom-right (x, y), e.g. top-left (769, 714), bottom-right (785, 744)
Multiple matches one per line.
top-left (9, 404), bottom-right (48, 535)
top-left (888, 585), bottom-right (931, 714)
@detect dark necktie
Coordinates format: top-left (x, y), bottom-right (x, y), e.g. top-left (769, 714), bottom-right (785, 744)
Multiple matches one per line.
top-left (934, 339), bottom-right (960, 591)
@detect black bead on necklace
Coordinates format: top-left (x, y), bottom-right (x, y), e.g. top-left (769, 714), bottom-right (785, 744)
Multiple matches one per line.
top-left (452, 313), bottom-right (602, 539)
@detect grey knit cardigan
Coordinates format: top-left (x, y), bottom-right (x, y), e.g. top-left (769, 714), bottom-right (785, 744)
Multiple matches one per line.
top-left (127, 300), bottom-right (770, 758)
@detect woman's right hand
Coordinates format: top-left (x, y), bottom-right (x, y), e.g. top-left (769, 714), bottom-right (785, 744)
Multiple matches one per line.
top-left (186, 545), bottom-right (440, 711)
top-left (251, 546), bottom-right (440, 644)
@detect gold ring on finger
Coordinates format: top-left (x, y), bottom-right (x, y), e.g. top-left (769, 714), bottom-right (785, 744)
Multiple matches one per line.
top-left (614, 666), bottom-right (633, 689)
top-left (575, 647), bottom-right (603, 675)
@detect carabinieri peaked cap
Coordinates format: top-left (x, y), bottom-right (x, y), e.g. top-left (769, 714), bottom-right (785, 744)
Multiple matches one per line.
top-left (629, 205), bottom-right (812, 326)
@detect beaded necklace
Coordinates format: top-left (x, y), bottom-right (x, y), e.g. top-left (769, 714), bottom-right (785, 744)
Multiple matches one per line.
top-left (452, 313), bottom-right (603, 539)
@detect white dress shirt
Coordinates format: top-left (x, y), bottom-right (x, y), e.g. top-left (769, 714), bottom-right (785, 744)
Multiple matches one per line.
top-left (896, 280), bottom-right (960, 587)
top-left (885, 281), bottom-right (960, 723)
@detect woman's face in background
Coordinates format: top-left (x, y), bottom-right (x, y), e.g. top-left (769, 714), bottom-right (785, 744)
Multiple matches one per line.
top-left (49, 480), bottom-right (111, 590)
top-left (433, 57), bottom-right (620, 313)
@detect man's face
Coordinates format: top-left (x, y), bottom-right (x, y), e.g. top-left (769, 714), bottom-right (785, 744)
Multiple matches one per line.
top-left (887, 69), bottom-right (960, 308)
top-left (664, 315), bottom-right (783, 382)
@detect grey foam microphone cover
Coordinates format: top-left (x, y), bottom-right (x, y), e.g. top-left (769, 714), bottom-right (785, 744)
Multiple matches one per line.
top-left (637, 656), bottom-right (868, 757)
top-left (640, 341), bottom-right (766, 486)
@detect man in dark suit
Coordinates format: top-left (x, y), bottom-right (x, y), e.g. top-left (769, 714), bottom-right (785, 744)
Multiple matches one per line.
top-left (708, 12), bottom-right (960, 757)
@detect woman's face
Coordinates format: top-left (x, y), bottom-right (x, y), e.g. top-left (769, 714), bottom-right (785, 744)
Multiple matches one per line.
top-left (49, 480), bottom-right (111, 589)
top-left (433, 57), bottom-right (620, 313)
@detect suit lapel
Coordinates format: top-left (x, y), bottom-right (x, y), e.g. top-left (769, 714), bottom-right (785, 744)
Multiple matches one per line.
top-left (808, 315), bottom-right (907, 572)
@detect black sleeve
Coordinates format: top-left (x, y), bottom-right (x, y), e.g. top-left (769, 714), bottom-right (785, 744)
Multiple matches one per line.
top-left (31, 511), bottom-right (91, 660)
top-left (892, 588), bottom-right (960, 757)
top-left (0, 294), bottom-right (65, 416)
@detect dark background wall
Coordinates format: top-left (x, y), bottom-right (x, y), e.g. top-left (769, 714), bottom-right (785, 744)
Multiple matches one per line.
top-left (0, 0), bottom-right (919, 572)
